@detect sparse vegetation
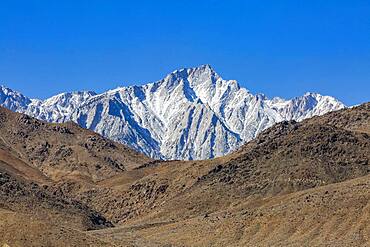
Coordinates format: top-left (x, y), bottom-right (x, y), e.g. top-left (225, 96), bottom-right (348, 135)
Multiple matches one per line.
top-left (0, 103), bottom-right (369, 246)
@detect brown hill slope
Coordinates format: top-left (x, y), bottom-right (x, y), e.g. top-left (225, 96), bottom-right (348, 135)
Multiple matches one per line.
top-left (0, 167), bottom-right (112, 230)
top-left (85, 102), bottom-right (369, 246)
top-left (0, 164), bottom-right (114, 246)
top-left (92, 173), bottom-right (370, 247)
top-left (0, 106), bottom-right (152, 182)
top-left (308, 102), bottom-right (370, 134)
top-left (65, 102), bottom-right (369, 226)
top-left (0, 210), bottom-right (113, 247)
top-left (0, 106), bottom-right (153, 246)
top-left (0, 102), bottom-right (369, 246)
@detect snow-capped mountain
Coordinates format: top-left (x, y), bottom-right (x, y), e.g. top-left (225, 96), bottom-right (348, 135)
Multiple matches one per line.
top-left (25, 91), bottom-right (97, 123)
top-left (0, 65), bottom-right (345, 160)
top-left (0, 85), bottom-right (32, 112)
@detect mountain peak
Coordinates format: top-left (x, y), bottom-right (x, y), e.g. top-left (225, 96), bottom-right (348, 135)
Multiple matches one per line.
top-left (158, 64), bottom-right (221, 93)
top-left (190, 64), bottom-right (218, 76)
top-left (169, 64), bottom-right (219, 79)
top-left (303, 92), bottom-right (319, 97)
top-left (0, 84), bottom-right (31, 111)
top-left (193, 64), bottom-right (214, 71)
top-left (171, 64), bottom-right (215, 74)
top-left (0, 85), bottom-right (22, 95)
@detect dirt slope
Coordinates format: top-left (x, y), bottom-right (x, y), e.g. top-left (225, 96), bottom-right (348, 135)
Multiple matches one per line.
top-left (92, 174), bottom-right (370, 247)
top-left (85, 102), bottom-right (370, 246)
top-left (0, 102), bottom-right (369, 246)
top-left (0, 106), bottom-right (152, 182)
top-left (61, 103), bottom-right (370, 225)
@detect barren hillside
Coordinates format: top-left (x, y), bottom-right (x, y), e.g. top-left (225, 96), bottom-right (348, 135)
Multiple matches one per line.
top-left (0, 103), bottom-right (369, 246)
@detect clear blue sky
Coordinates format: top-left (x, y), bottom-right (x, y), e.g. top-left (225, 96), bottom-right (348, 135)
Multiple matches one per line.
top-left (1, 0), bottom-right (369, 105)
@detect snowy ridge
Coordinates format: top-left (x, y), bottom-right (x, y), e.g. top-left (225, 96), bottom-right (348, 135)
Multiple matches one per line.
top-left (0, 65), bottom-right (345, 160)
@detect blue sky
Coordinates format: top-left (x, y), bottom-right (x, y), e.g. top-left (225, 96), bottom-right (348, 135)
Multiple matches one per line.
top-left (1, 0), bottom-right (369, 105)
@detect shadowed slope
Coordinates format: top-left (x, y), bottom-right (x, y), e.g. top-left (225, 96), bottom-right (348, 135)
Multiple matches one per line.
top-left (85, 102), bottom-right (370, 246)
top-left (0, 103), bottom-right (369, 246)
top-left (68, 102), bottom-right (370, 225)
top-left (92, 174), bottom-right (370, 247)
top-left (0, 106), bottom-right (153, 246)
top-left (0, 106), bottom-right (152, 182)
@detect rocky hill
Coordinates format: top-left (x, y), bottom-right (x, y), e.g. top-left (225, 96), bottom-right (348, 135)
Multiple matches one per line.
top-left (0, 107), bottom-right (152, 182)
top-left (0, 102), bottom-right (368, 247)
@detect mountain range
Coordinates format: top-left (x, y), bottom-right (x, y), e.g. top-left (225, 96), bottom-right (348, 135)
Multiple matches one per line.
top-left (0, 65), bottom-right (345, 160)
top-left (0, 102), bottom-right (368, 246)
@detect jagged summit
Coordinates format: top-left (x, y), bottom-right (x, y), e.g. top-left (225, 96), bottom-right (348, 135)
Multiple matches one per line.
top-left (154, 64), bottom-right (222, 94)
top-left (0, 66), bottom-right (345, 159)
top-left (171, 64), bottom-right (216, 75)
top-left (0, 85), bottom-right (32, 111)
